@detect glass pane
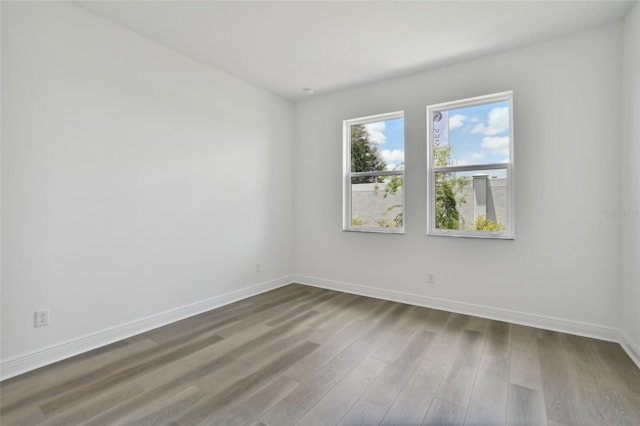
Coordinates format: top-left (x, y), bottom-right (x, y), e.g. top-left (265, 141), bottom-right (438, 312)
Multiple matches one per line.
top-left (432, 100), bottom-right (510, 167)
top-left (351, 175), bottom-right (403, 228)
top-left (434, 169), bottom-right (508, 231)
top-left (351, 117), bottom-right (404, 173)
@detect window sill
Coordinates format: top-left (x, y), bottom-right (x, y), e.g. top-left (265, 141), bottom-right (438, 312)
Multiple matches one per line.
top-left (428, 230), bottom-right (515, 240)
top-left (343, 227), bottom-right (404, 235)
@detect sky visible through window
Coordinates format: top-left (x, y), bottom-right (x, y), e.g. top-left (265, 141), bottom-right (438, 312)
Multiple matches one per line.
top-left (363, 101), bottom-right (509, 175)
top-left (434, 100), bottom-right (510, 178)
top-left (364, 117), bottom-right (404, 171)
top-left (446, 100), bottom-right (510, 165)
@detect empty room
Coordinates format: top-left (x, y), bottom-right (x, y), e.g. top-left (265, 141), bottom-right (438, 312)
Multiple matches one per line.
top-left (1, 0), bottom-right (640, 425)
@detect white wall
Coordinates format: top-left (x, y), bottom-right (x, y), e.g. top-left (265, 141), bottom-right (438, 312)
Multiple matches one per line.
top-left (621, 2), bottom-right (640, 359)
top-left (294, 24), bottom-right (623, 331)
top-left (1, 2), bottom-right (293, 368)
top-left (2, 1), bottom-right (637, 379)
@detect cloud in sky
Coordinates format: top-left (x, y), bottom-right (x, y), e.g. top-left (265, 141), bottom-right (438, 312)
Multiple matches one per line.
top-left (449, 114), bottom-right (467, 130)
top-left (381, 149), bottom-right (404, 169)
top-left (447, 101), bottom-right (511, 166)
top-left (481, 136), bottom-right (510, 156)
top-left (365, 122), bottom-right (386, 144)
top-left (471, 107), bottom-right (509, 136)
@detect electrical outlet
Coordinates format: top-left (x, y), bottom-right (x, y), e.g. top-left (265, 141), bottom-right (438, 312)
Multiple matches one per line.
top-left (427, 273), bottom-right (436, 284)
top-left (255, 263), bottom-right (261, 273)
top-left (35, 309), bottom-right (49, 327)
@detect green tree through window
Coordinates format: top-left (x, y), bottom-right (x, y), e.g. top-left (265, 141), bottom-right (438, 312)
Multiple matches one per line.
top-left (350, 124), bottom-right (387, 184)
top-left (350, 123), bottom-right (462, 229)
top-left (434, 144), bottom-right (465, 230)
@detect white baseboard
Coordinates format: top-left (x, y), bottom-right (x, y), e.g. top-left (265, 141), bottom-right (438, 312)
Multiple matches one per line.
top-left (620, 330), bottom-right (640, 368)
top-left (3, 273), bottom-right (638, 381)
top-left (0, 276), bottom-right (292, 381)
top-left (292, 274), bottom-right (640, 369)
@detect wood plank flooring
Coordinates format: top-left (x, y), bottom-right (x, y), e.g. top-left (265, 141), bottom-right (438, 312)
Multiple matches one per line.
top-left (2, 284), bottom-right (639, 425)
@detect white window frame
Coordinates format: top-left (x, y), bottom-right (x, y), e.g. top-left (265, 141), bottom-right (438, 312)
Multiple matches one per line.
top-left (427, 91), bottom-right (515, 239)
top-left (343, 111), bottom-right (405, 234)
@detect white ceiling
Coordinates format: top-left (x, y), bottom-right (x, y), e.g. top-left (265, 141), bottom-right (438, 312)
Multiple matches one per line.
top-left (76, 1), bottom-right (635, 101)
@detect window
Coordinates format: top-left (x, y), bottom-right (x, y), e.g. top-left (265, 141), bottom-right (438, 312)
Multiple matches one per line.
top-left (343, 111), bottom-right (404, 233)
top-left (427, 92), bottom-right (514, 238)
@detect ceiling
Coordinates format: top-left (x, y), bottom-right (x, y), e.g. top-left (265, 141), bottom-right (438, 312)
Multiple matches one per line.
top-left (76, 1), bottom-right (635, 102)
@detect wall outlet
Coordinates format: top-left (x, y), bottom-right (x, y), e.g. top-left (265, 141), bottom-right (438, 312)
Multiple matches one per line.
top-left (34, 309), bottom-right (49, 327)
top-left (255, 263), bottom-right (261, 273)
top-left (427, 273), bottom-right (436, 284)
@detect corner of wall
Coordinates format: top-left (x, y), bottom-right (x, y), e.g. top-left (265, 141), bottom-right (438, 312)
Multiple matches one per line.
top-left (620, 0), bottom-right (640, 359)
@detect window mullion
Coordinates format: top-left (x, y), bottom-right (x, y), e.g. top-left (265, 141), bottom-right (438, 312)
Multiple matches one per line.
top-left (433, 163), bottom-right (509, 173)
top-left (349, 170), bottom-right (403, 178)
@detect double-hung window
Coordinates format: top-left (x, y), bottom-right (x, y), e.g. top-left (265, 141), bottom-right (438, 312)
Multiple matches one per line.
top-left (427, 92), bottom-right (514, 238)
top-left (343, 111), bottom-right (405, 233)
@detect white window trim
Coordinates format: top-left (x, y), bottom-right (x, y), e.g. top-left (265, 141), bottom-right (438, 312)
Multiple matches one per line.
top-left (427, 91), bottom-right (515, 239)
top-left (343, 111), bottom-right (405, 234)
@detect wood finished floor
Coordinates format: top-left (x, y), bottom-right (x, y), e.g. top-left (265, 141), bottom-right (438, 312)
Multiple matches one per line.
top-left (2, 284), bottom-right (640, 425)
